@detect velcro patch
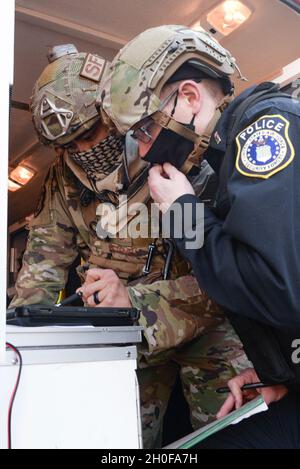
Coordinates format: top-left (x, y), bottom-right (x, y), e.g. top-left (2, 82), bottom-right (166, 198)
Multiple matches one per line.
top-left (80, 54), bottom-right (106, 82)
top-left (235, 114), bottom-right (295, 179)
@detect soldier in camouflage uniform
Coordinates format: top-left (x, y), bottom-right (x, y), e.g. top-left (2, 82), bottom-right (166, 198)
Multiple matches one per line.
top-left (10, 41), bottom-right (248, 448)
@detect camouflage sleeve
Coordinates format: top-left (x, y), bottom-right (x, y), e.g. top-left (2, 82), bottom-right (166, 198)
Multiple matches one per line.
top-left (128, 275), bottom-right (225, 360)
top-left (10, 164), bottom-right (79, 307)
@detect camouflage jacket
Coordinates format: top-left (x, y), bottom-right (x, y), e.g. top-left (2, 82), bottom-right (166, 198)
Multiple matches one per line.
top-left (10, 153), bottom-right (224, 359)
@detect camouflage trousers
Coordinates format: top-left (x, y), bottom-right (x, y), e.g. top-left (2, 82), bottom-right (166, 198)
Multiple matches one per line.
top-left (137, 319), bottom-right (251, 449)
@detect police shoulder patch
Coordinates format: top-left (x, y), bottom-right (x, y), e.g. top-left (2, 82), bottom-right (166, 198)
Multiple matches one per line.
top-left (235, 114), bottom-right (295, 179)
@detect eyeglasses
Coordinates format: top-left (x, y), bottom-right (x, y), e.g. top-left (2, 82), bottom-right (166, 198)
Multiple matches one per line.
top-left (131, 88), bottom-right (179, 144)
top-left (131, 119), bottom-right (156, 144)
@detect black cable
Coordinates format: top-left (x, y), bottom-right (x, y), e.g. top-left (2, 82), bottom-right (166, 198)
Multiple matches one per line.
top-left (6, 342), bottom-right (23, 450)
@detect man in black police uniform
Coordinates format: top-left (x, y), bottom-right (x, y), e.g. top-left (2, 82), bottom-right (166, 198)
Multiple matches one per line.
top-left (150, 85), bottom-right (300, 447)
top-left (146, 57), bottom-right (300, 449)
top-left (98, 25), bottom-right (300, 447)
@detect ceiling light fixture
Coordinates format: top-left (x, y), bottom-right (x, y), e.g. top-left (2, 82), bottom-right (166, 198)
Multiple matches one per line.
top-left (8, 178), bottom-right (22, 192)
top-left (206, 0), bottom-right (252, 36)
top-left (9, 164), bottom-right (35, 186)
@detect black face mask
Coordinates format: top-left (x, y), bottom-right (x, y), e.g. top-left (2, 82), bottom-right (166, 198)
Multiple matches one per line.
top-left (143, 118), bottom-right (196, 169)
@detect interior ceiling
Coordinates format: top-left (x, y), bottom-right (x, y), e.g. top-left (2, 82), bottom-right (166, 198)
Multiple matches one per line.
top-left (9, 0), bottom-right (300, 224)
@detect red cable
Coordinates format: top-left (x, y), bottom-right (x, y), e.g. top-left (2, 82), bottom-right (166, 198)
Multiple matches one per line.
top-left (6, 342), bottom-right (22, 450)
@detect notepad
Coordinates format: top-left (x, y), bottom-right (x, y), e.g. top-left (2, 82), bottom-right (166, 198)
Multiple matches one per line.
top-left (165, 396), bottom-right (268, 449)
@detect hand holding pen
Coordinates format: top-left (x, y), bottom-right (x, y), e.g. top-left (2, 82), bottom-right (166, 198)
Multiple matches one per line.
top-left (216, 368), bottom-right (289, 419)
top-left (216, 382), bottom-right (274, 394)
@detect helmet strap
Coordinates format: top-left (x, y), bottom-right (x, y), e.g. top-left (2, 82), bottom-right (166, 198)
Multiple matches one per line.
top-left (151, 93), bottom-right (234, 174)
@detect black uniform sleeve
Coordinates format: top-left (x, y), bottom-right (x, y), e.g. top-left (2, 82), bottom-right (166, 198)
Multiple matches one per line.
top-left (170, 111), bottom-right (300, 329)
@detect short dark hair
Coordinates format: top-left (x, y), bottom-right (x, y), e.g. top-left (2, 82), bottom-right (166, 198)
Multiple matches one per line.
top-left (167, 62), bottom-right (233, 95)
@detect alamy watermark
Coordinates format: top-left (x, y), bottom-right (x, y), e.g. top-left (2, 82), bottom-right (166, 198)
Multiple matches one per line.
top-left (291, 339), bottom-right (300, 365)
top-left (95, 194), bottom-right (204, 250)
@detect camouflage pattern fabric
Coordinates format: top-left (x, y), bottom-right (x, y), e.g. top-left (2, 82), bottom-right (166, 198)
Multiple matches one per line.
top-left (129, 275), bottom-right (225, 358)
top-left (98, 25), bottom-right (237, 135)
top-left (138, 319), bottom-right (251, 448)
top-left (10, 153), bottom-right (249, 448)
top-left (31, 48), bottom-right (109, 146)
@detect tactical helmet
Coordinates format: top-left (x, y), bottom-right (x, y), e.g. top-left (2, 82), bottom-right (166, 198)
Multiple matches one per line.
top-left (98, 25), bottom-right (244, 135)
top-left (31, 44), bottom-right (109, 146)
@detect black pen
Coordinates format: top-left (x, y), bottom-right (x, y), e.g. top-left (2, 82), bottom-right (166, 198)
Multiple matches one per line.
top-left (216, 382), bottom-right (274, 394)
top-left (55, 291), bottom-right (83, 307)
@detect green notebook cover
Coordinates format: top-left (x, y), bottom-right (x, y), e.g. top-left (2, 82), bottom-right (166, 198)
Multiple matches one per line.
top-left (165, 396), bottom-right (267, 449)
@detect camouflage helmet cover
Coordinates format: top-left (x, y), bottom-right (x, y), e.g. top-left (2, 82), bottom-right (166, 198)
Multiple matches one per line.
top-left (98, 25), bottom-right (240, 134)
top-left (31, 44), bottom-right (110, 146)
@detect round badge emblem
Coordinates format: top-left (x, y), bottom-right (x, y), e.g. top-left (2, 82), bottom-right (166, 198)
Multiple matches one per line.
top-left (240, 129), bottom-right (287, 174)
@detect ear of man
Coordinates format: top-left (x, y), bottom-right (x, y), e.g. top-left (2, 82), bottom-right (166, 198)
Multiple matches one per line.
top-left (177, 80), bottom-right (202, 115)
